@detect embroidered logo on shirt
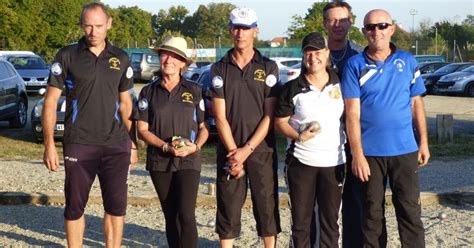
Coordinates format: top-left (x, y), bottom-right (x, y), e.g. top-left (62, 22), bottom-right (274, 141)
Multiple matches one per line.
top-left (51, 62), bottom-right (62, 76)
top-left (254, 69), bottom-right (266, 82)
top-left (265, 74), bottom-right (277, 87)
top-left (109, 57), bottom-right (121, 70)
top-left (212, 76), bottom-right (224, 89)
top-left (394, 59), bottom-right (405, 72)
top-left (182, 92), bottom-right (193, 104)
top-left (126, 66), bottom-right (133, 79)
top-left (138, 98), bottom-right (148, 111)
top-left (329, 86), bottom-right (341, 99)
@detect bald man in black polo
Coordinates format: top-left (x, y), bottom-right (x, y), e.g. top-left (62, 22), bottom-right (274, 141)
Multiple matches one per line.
top-left (42, 3), bottom-right (137, 247)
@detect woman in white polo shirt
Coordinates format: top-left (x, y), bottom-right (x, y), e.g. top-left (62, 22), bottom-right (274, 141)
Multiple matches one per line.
top-left (275, 32), bottom-right (346, 247)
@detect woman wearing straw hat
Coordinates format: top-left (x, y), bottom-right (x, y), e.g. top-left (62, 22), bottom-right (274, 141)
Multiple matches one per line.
top-left (274, 32), bottom-right (346, 247)
top-left (136, 35), bottom-right (209, 248)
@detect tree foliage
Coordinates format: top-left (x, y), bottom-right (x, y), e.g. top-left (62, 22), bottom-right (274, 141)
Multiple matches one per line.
top-left (0, 1), bottom-right (472, 62)
top-left (286, 1), bottom-right (365, 47)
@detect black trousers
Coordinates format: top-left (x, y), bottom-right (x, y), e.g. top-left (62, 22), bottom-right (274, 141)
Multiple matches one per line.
top-left (342, 149), bottom-right (364, 248)
top-left (286, 155), bottom-right (344, 248)
top-left (363, 152), bottom-right (425, 248)
top-left (149, 169), bottom-right (200, 248)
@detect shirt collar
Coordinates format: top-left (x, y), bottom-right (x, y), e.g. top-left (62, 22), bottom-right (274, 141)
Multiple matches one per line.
top-left (222, 48), bottom-right (265, 65)
top-left (363, 42), bottom-right (398, 65)
top-left (77, 37), bottom-right (118, 56)
top-left (296, 68), bottom-right (340, 89)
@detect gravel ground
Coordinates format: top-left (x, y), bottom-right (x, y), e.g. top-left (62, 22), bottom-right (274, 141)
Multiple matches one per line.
top-left (1, 158), bottom-right (473, 246)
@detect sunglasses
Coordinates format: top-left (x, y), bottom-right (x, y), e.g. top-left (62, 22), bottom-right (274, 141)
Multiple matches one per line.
top-left (364, 23), bottom-right (392, 31)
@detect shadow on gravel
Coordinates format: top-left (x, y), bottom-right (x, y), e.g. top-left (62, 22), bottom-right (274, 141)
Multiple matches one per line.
top-left (0, 204), bottom-right (219, 246)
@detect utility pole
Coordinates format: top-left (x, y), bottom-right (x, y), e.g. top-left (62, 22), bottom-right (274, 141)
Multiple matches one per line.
top-left (409, 9), bottom-right (418, 33)
top-left (435, 26), bottom-right (438, 55)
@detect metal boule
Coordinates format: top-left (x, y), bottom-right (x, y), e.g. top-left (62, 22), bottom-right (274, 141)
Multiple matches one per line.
top-left (207, 220), bottom-right (216, 227)
top-left (438, 212), bottom-right (447, 220)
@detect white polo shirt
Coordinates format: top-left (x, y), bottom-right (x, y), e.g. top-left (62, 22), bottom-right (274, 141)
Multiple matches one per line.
top-left (276, 69), bottom-right (346, 167)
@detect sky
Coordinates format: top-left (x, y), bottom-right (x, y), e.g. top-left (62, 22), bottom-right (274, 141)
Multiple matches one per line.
top-left (103, 0), bottom-right (474, 40)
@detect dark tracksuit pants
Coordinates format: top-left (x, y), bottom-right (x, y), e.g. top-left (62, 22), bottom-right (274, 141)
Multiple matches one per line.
top-left (363, 151), bottom-right (425, 248)
top-left (286, 155), bottom-right (344, 248)
top-left (149, 169), bottom-right (200, 248)
top-left (342, 148), bottom-right (364, 248)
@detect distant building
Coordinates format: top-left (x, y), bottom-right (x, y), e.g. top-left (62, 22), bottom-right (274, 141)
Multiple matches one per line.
top-left (269, 37), bottom-right (288, 47)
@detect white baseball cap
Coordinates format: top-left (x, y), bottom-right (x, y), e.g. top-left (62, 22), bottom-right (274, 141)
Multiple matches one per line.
top-left (229, 7), bottom-right (258, 28)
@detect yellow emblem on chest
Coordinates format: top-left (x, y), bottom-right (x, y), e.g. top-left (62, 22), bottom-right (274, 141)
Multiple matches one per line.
top-left (182, 92), bottom-right (193, 103)
top-left (329, 86), bottom-right (341, 99)
top-left (254, 69), bottom-right (266, 82)
top-left (109, 57), bottom-right (121, 70)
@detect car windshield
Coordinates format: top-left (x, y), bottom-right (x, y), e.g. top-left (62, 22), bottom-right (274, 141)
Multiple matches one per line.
top-left (146, 54), bottom-right (159, 64)
top-left (434, 64), bottom-right (461, 73)
top-left (8, 56), bottom-right (48, 69)
top-left (461, 65), bottom-right (474, 73)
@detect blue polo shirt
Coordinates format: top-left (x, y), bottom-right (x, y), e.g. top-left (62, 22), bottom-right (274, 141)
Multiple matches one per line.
top-left (341, 44), bottom-right (426, 156)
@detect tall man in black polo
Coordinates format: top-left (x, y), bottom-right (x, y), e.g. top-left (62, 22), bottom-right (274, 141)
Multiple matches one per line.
top-left (42, 3), bottom-right (137, 247)
top-left (211, 7), bottom-right (281, 248)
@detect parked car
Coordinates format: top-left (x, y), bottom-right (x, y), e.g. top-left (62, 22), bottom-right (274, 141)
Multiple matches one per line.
top-left (271, 57), bottom-right (302, 70)
top-left (195, 67), bottom-right (217, 137)
top-left (435, 65), bottom-right (474, 97)
top-left (414, 55), bottom-right (445, 63)
top-left (0, 59), bottom-right (28, 128)
top-left (184, 63), bottom-right (212, 82)
top-left (418, 61), bottom-right (450, 74)
top-left (130, 52), bottom-right (160, 82)
top-left (421, 62), bottom-right (474, 94)
top-left (279, 63), bottom-right (301, 85)
top-left (4, 54), bottom-right (49, 93)
top-left (31, 88), bottom-right (65, 142)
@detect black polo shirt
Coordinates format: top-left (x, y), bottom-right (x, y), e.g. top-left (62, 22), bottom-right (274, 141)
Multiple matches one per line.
top-left (136, 77), bottom-right (205, 172)
top-left (47, 37), bottom-right (133, 145)
top-left (210, 48), bottom-right (279, 153)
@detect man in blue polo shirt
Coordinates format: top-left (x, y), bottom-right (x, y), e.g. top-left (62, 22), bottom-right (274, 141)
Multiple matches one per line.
top-left (341, 9), bottom-right (430, 247)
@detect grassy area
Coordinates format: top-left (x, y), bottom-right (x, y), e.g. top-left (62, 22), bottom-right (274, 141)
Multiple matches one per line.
top-left (0, 132), bottom-right (472, 162)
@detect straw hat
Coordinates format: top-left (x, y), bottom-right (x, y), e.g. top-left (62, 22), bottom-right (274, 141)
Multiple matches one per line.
top-left (153, 36), bottom-right (193, 65)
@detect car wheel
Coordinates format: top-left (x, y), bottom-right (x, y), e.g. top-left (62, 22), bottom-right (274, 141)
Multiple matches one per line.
top-left (464, 82), bottom-right (474, 97)
top-left (9, 98), bottom-right (27, 128)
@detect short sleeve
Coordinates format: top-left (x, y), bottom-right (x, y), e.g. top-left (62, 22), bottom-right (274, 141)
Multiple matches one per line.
top-left (408, 56), bottom-right (426, 97)
top-left (119, 55), bottom-right (134, 92)
top-left (275, 82), bottom-right (295, 118)
top-left (136, 86), bottom-right (151, 122)
top-left (195, 86), bottom-right (205, 124)
top-left (210, 64), bottom-right (225, 99)
top-left (265, 61), bottom-right (280, 98)
top-left (47, 50), bottom-right (68, 90)
top-left (341, 58), bottom-right (361, 99)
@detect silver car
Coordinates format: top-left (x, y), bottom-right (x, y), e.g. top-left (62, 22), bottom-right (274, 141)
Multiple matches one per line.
top-left (435, 65), bottom-right (474, 97)
top-left (4, 54), bottom-right (49, 93)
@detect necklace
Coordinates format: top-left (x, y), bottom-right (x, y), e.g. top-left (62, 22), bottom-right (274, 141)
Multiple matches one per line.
top-left (330, 43), bottom-right (348, 63)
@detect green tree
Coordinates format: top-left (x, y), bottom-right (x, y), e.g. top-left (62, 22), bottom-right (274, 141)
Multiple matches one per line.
top-left (109, 6), bottom-right (154, 48)
top-left (287, 1), bottom-right (365, 46)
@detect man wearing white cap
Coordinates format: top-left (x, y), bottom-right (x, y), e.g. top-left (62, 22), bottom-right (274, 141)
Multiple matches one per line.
top-left (210, 7), bottom-right (281, 248)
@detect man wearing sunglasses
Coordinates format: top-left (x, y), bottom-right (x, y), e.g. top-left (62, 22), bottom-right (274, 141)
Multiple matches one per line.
top-left (341, 9), bottom-right (430, 247)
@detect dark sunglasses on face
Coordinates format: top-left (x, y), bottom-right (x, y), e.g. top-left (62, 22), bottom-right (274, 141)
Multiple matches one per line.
top-left (364, 22), bottom-right (392, 31)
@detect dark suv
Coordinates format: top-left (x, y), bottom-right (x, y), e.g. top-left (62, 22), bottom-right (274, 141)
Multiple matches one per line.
top-left (0, 60), bottom-right (28, 128)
